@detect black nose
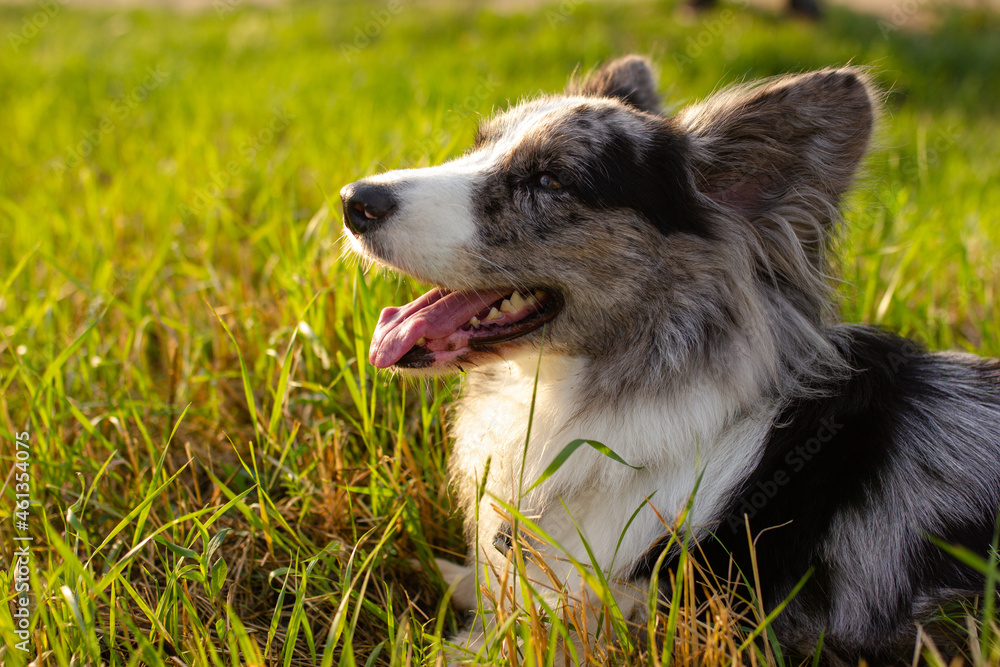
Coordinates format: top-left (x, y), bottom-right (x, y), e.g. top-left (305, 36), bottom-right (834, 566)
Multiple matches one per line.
top-left (341, 181), bottom-right (397, 235)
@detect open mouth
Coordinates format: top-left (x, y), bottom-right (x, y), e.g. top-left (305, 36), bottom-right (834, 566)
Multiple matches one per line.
top-left (369, 287), bottom-right (563, 369)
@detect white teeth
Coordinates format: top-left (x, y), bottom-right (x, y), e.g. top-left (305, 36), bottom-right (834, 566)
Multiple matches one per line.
top-left (525, 293), bottom-right (538, 306)
top-left (468, 316), bottom-right (480, 326)
top-left (486, 307), bottom-right (502, 321)
top-left (534, 290), bottom-right (546, 300)
top-left (416, 337), bottom-right (427, 345)
top-left (509, 292), bottom-right (526, 311)
top-left (499, 298), bottom-right (516, 314)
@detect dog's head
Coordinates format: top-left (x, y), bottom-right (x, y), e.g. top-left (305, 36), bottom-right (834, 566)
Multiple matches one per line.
top-left (342, 57), bottom-right (875, 379)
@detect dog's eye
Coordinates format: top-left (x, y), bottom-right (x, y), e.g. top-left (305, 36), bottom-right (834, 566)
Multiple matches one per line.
top-left (536, 173), bottom-right (562, 190)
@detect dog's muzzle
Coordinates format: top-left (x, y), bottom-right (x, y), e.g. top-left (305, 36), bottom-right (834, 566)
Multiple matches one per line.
top-left (340, 181), bottom-right (397, 235)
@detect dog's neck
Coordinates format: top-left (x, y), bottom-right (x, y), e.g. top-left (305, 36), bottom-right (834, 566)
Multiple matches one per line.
top-left (449, 352), bottom-right (775, 543)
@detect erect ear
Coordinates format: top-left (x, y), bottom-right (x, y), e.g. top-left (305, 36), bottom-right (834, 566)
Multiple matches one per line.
top-left (677, 67), bottom-right (876, 237)
top-left (565, 55), bottom-right (661, 114)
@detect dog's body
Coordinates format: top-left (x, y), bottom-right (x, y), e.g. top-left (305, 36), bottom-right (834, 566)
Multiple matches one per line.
top-left (341, 57), bottom-right (1000, 665)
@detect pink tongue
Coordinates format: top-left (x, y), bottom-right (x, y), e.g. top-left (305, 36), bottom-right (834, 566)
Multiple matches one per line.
top-left (369, 288), bottom-right (508, 368)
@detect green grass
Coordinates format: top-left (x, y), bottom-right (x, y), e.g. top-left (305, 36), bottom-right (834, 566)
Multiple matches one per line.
top-left (1, 0), bottom-right (999, 664)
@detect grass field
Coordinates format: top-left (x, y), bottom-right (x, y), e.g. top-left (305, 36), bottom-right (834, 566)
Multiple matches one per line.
top-left (1, 0), bottom-right (1000, 664)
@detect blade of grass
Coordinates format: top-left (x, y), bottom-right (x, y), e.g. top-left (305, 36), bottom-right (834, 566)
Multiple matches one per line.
top-left (526, 439), bottom-right (642, 495)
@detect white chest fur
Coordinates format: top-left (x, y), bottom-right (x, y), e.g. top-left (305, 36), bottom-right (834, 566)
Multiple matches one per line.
top-left (448, 353), bottom-right (773, 588)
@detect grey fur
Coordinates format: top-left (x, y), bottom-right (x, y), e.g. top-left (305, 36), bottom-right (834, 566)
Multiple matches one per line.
top-left (341, 57), bottom-right (1000, 664)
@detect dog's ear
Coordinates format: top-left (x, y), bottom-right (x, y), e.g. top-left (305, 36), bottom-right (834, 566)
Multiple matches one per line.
top-left (677, 68), bottom-right (875, 230)
top-left (565, 55), bottom-right (661, 114)
top-left (677, 68), bottom-right (876, 320)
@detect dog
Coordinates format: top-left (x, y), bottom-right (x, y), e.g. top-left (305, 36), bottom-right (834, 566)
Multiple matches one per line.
top-left (340, 56), bottom-right (1000, 665)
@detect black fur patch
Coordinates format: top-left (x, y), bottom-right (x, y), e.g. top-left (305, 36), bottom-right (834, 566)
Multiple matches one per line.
top-left (472, 108), bottom-right (709, 244)
top-left (631, 327), bottom-right (998, 664)
top-left (575, 121), bottom-right (708, 238)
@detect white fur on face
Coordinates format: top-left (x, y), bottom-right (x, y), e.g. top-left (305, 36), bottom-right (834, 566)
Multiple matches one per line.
top-left (346, 157), bottom-right (484, 287)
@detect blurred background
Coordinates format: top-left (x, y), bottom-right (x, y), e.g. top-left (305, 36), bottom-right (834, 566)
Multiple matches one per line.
top-left (1, 0), bottom-right (998, 664)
